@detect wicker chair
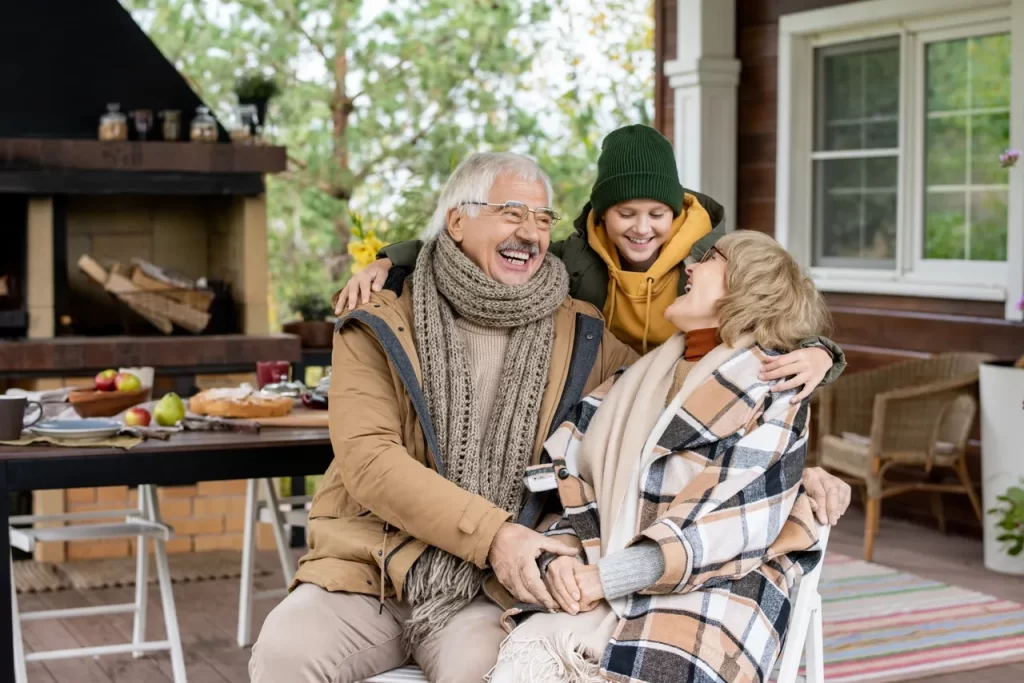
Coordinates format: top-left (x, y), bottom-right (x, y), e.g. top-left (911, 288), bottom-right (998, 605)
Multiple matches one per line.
top-left (817, 352), bottom-right (991, 561)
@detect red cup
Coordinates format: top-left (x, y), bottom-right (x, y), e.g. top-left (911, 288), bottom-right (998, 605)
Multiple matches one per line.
top-left (256, 361), bottom-right (291, 389)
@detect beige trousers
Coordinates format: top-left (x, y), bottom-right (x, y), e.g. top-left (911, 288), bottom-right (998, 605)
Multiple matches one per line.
top-left (249, 583), bottom-right (508, 683)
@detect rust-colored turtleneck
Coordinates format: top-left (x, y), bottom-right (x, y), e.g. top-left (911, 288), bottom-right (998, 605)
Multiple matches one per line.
top-left (683, 327), bottom-right (718, 361)
top-left (668, 327), bottom-right (720, 403)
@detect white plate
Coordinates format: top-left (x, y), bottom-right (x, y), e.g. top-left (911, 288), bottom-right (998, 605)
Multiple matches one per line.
top-left (28, 419), bottom-right (122, 440)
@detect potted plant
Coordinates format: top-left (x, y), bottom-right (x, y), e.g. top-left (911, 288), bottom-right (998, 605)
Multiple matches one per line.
top-left (981, 351), bottom-right (1024, 575)
top-left (989, 482), bottom-right (1024, 558)
top-left (282, 293), bottom-right (335, 349)
top-left (979, 149), bottom-right (1024, 574)
top-left (234, 72), bottom-right (280, 131)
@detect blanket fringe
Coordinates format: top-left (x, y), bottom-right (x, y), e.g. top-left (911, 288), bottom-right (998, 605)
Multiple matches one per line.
top-left (486, 630), bottom-right (604, 683)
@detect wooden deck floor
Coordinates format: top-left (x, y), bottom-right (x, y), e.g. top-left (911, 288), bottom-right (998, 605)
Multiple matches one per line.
top-left (16, 509), bottom-right (1024, 682)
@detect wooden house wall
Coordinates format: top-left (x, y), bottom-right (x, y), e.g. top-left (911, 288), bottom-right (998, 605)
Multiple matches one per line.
top-left (654, 0), bottom-right (1020, 535)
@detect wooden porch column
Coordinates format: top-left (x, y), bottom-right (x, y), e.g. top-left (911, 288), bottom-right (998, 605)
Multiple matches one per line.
top-left (665, 0), bottom-right (740, 228)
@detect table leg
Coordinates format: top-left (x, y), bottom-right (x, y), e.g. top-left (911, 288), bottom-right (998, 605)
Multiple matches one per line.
top-left (289, 358), bottom-right (310, 548)
top-left (289, 476), bottom-right (305, 548)
top-left (0, 466), bottom-right (15, 682)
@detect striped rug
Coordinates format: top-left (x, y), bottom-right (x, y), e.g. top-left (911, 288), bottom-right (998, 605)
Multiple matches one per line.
top-left (815, 553), bottom-right (1024, 682)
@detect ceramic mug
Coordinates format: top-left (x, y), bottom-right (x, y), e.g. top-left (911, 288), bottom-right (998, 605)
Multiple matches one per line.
top-left (0, 396), bottom-right (43, 440)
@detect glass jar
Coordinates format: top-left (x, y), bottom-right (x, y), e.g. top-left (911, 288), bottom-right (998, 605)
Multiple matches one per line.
top-left (237, 103), bottom-right (259, 134)
top-left (98, 103), bottom-right (128, 141)
top-left (160, 109), bottom-right (181, 141)
top-left (189, 106), bottom-right (218, 143)
top-left (131, 109), bottom-right (153, 141)
top-left (230, 127), bottom-right (252, 144)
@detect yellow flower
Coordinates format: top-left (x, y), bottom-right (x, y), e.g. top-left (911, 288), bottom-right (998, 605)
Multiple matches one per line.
top-left (348, 230), bottom-right (388, 273)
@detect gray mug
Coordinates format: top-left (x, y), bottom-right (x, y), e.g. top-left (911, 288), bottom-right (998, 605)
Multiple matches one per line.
top-left (0, 396), bottom-right (43, 441)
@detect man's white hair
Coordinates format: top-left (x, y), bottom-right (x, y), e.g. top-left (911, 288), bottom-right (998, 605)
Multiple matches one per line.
top-left (421, 152), bottom-right (554, 240)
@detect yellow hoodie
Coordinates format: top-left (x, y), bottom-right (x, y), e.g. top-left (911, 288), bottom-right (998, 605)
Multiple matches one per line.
top-left (587, 193), bottom-right (713, 355)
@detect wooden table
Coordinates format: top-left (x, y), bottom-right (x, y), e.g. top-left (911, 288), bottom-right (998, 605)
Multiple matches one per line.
top-left (0, 428), bottom-right (334, 681)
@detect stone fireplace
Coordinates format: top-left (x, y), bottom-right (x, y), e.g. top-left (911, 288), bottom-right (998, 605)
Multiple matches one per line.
top-left (0, 0), bottom-right (303, 562)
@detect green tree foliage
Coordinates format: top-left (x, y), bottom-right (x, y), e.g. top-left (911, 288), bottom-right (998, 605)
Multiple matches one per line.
top-left (122, 0), bottom-right (653, 320)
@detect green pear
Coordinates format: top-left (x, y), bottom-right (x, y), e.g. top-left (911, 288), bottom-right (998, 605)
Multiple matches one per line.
top-left (154, 392), bottom-right (186, 427)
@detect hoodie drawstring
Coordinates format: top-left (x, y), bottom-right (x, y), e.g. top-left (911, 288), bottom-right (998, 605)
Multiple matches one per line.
top-left (642, 277), bottom-right (654, 354)
top-left (379, 522), bottom-right (390, 614)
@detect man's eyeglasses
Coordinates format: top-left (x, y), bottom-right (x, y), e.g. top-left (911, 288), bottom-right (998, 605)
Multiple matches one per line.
top-left (699, 245), bottom-right (727, 264)
top-left (460, 201), bottom-right (560, 229)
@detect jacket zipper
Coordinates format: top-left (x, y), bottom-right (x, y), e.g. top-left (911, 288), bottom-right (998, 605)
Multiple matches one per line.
top-left (377, 526), bottom-right (414, 613)
top-left (378, 523), bottom-right (389, 613)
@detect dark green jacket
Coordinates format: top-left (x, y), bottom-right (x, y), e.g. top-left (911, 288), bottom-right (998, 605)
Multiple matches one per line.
top-left (378, 193), bottom-right (846, 382)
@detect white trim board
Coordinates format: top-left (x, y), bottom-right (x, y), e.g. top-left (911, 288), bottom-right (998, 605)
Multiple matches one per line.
top-left (779, 0), bottom-right (1010, 36)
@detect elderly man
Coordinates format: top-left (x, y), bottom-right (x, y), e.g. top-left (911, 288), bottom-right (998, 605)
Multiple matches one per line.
top-left (250, 152), bottom-right (850, 683)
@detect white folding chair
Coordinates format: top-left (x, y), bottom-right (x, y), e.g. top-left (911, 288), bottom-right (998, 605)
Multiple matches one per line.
top-left (775, 523), bottom-right (829, 683)
top-left (9, 484), bottom-right (187, 683)
top-left (236, 477), bottom-right (312, 647)
top-left (358, 525), bottom-right (831, 683)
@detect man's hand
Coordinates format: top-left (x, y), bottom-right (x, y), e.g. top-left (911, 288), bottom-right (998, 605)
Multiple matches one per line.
top-left (488, 523), bottom-right (578, 610)
top-left (802, 467), bottom-right (852, 526)
top-left (760, 347), bottom-right (834, 403)
top-left (334, 258), bottom-right (393, 314)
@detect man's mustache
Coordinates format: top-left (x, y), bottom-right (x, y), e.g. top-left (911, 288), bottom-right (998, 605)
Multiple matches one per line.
top-left (496, 238), bottom-right (540, 255)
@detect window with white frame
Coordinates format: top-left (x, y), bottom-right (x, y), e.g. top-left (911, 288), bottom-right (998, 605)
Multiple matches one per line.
top-left (812, 37), bottom-right (901, 270)
top-left (778, 0), bottom-right (1022, 313)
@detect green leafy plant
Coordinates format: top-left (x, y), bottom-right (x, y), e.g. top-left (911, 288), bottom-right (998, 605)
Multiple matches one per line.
top-left (289, 292), bottom-right (333, 322)
top-left (989, 483), bottom-right (1024, 556)
top-left (235, 72), bottom-right (281, 101)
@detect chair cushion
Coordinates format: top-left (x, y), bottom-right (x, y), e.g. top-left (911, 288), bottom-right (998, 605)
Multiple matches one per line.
top-left (839, 432), bottom-right (954, 454)
top-left (820, 432), bottom-right (958, 477)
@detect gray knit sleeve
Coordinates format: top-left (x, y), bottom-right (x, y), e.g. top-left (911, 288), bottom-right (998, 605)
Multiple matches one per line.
top-left (598, 541), bottom-right (666, 600)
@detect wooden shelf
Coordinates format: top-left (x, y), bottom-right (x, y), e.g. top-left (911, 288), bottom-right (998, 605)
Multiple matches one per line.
top-left (0, 334), bottom-right (301, 377)
top-left (0, 138), bottom-right (286, 175)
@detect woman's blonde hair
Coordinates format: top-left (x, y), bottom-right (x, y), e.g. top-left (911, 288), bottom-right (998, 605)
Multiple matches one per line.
top-left (715, 231), bottom-right (832, 350)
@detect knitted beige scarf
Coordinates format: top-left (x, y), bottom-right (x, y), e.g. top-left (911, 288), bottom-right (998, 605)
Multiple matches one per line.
top-left (403, 231), bottom-right (569, 648)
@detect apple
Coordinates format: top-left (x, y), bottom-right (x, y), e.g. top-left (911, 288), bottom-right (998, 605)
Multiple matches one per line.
top-left (124, 407), bottom-right (151, 427)
top-left (95, 369), bottom-right (117, 392)
top-left (115, 372), bottom-right (142, 392)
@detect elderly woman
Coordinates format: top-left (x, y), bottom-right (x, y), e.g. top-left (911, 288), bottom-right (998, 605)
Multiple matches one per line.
top-left (489, 230), bottom-right (830, 683)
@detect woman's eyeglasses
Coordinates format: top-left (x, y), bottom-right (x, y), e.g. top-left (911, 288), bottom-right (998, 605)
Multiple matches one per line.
top-left (699, 246), bottom-right (727, 264)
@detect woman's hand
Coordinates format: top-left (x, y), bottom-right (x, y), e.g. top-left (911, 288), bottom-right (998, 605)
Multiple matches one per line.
top-left (760, 347), bottom-right (833, 403)
top-left (544, 557), bottom-right (605, 614)
top-left (333, 258), bottom-right (393, 314)
top-left (544, 556), bottom-right (584, 614)
top-left (572, 564), bottom-right (605, 612)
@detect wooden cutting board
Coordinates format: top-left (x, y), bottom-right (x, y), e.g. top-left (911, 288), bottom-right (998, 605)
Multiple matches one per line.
top-left (254, 408), bottom-right (329, 428)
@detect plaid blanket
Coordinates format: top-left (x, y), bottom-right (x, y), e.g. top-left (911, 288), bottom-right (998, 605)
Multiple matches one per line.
top-left (536, 340), bottom-right (822, 683)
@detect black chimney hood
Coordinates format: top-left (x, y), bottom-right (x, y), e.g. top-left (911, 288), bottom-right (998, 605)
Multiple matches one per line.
top-left (0, 0), bottom-right (285, 196)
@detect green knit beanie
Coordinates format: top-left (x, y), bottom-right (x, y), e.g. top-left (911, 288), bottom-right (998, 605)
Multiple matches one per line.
top-left (590, 124), bottom-right (683, 219)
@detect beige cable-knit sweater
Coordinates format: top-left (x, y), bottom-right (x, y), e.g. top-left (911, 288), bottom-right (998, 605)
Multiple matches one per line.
top-left (454, 317), bottom-right (511, 440)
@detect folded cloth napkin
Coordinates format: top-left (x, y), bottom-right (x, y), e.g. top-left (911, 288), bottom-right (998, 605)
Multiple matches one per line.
top-left (0, 434), bottom-right (142, 450)
top-left (4, 387), bottom-right (71, 403)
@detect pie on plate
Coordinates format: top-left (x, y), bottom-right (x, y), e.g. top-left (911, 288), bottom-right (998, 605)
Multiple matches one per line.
top-left (188, 387), bottom-right (293, 419)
